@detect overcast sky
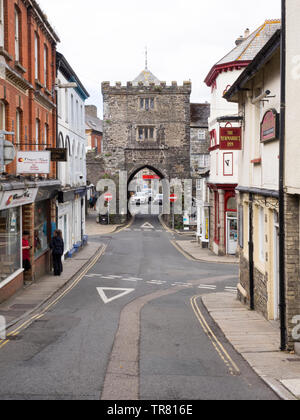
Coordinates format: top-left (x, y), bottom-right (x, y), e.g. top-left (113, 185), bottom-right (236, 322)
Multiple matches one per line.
top-left (38, 0), bottom-right (281, 118)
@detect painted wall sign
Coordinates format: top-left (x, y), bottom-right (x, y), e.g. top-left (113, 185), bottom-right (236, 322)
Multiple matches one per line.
top-left (260, 109), bottom-right (279, 142)
top-left (46, 148), bottom-right (68, 162)
top-left (223, 153), bottom-right (233, 176)
top-left (0, 188), bottom-right (38, 210)
top-left (17, 151), bottom-right (51, 174)
top-left (219, 127), bottom-right (242, 150)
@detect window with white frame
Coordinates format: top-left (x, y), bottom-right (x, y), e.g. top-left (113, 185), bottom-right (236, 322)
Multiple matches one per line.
top-left (71, 94), bottom-right (74, 127)
top-left (44, 45), bottom-right (48, 88)
top-left (65, 89), bottom-right (69, 123)
top-left (34, 33), bottom-right (39, 80)
top-left (0, 0), bottom-right (4, 47)
top-left (44, 123), bottom-right (48, 148)
top-left (198, 129), bottom-right (206, 141)
top-left (35, 119), bottom-right (40, 151)
top-left (0, 101), bottom-right (5, 131)
top-left (198, 154), bottom-right (210, 168)
top-left (15, 7), bottom-right (20, 62)
top-left (15, 109), bottom-right (21, 147)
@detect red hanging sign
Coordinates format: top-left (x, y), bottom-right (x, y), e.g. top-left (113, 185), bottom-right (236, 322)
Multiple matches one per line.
top-left (260, 109), bottom-right (279, 143)
top-left (219, 127), bottom-right (242, 150)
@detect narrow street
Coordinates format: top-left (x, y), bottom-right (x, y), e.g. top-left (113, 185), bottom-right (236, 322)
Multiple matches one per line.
top-left (0, 214), bottom-right (278, 400)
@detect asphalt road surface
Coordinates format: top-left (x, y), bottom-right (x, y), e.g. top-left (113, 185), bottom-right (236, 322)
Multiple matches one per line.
top-left (0, 214), bottom-right (279, 400)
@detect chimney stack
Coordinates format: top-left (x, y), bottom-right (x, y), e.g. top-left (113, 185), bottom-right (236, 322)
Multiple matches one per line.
top-left (235, 35), bottom-right (244, 46)
top-left (244, 28), bottom-right (250, 38)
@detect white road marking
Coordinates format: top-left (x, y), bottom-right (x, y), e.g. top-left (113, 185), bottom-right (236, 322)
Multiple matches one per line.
top-left (97, 287), bottom-right (135, 304)
top-left (141, 222), bottom-right (155, 229)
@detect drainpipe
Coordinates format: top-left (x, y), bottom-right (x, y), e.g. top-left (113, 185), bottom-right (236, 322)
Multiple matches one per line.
top-left (279, 0), bottom-right (287, 351)
top-left (248, 193), bottom-right (254, 310)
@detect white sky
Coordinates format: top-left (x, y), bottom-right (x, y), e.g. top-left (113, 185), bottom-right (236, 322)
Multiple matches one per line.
top-left (38, 0), bottom-right (281, 118)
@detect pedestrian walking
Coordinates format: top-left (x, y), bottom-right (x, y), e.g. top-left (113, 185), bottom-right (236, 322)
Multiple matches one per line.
top-left (50, 230), bottom-right (64, 276)
top-left (22, 231), bottom-right (32, 272)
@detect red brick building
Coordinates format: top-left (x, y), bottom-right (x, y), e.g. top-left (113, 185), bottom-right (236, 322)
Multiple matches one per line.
top-left (0, 0), bottom-right (60, 302)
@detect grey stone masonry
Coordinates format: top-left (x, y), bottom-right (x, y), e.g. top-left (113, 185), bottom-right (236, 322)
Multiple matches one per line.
top-left (284, 194), bottom-right (300, 350)
top-left (101, 80), bottom-right (192, 180)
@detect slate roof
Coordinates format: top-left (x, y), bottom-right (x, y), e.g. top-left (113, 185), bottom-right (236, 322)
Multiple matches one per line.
top-left (190, 103), bottom-right (210, 127)
top-left (218, 19), bottom-right (281, 64)
top-left (85, 114), bottom-right (103, 133)
top-left (205, 19), bottom-right (281, 86)
top-left (133, 69), bottom-right (160, 86)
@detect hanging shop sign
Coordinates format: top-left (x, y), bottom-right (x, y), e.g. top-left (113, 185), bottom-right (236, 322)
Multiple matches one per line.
top-left (0, 188), bottom-right (38, 210)
top-left (219, 127), bottom-right (242, 150)
top-left (46, 148), bottom-right (68, 162)
top-left (17, 151), bottom-right (51, 174)
top-left (260, 109), bottom-right (279, 143)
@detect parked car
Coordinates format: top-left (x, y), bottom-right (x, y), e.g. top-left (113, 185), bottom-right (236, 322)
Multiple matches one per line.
top-left (153, 194), bottom-right (163, 205)
top-left (142, 188), bottom-right (153, 203)
top-left (130, 192), bottom-right (148, 205)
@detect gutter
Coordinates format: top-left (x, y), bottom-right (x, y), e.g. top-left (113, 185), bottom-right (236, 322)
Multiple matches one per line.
top-left (279, 0), bottom-right (287, 351)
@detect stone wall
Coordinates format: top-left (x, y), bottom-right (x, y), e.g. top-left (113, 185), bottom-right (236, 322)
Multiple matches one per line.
top-left (285, 194), bottom-right (300, 349)
top-left (101, 81), bottom-right (192, 180)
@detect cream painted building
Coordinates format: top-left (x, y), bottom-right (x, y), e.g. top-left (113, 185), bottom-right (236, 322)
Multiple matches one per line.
top-left (204, 20), bottom-right (281, 257)
top-left (284, 0), bottom-right (300, 350)
top-left (224, 29), bottom-right (281, 322)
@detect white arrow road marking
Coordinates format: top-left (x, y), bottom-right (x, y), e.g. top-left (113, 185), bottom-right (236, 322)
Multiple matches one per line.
top-left (97, 287), bottom-right (135, 304)
top-left (141, 222), bottom-right (155, 229)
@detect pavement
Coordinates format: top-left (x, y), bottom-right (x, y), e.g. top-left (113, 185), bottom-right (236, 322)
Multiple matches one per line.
top-left (173, 240), bottom-right (239, 265)
top-left (202, 292), bottom-right (300, 400)
top-left (85, 210), bottom-right (124, 235)
top-left (0, 242), bottom-right (104, 329)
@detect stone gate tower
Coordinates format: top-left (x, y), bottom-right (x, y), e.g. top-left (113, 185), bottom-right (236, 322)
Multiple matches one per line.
top-left (101, 69), bottom-right (192, 181)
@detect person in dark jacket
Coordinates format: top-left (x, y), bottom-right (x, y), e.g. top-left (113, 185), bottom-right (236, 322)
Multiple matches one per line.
top-left (50, 230), bottom-right (64, 276)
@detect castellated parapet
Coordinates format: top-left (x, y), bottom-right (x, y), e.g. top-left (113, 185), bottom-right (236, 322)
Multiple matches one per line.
top-left (101, 80), bottom-right (192, 95)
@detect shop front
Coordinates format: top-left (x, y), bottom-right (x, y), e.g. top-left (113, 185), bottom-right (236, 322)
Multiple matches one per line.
top-left (32, 183), bottom-right (59, 281)
top-left (0, 185), bottom-right (38, 302)
top-left (57, 187), bottom-right (86, 259)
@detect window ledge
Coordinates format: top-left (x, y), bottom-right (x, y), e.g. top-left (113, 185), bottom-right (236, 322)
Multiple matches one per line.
top-left (0, 47), bottom-right (13, 61)
top-left (44, 87), bottom-right (52, 96)
top-left (15, 61), bottom-right (26, 74)
top-left (35, 79), bottom-right (43, 89)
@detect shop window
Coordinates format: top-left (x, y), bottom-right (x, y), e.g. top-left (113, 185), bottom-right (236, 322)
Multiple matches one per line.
top-left (34, 201), bottom-right (49, 259)
top-left (0, 208), bottom-right (21, 282)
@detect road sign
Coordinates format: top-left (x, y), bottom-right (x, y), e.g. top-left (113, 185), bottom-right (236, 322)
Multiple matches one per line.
top-left (170, 193), bottom-right (177, 203)
top-left (104, 193), bottom-right (113, 202)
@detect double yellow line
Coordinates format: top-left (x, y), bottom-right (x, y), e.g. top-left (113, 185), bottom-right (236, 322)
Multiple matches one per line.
top-left (191, 295), bottom-right (240, 376)
top-left (0, 245), bottom-right (107, 351)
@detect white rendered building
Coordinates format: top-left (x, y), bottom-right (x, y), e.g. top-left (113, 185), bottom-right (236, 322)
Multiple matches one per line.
top-left (56, 52), bottom-right (90, 258)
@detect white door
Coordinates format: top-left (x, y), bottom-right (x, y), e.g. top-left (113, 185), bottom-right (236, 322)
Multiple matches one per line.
top-left (227, 216), bottom-right (238, 255)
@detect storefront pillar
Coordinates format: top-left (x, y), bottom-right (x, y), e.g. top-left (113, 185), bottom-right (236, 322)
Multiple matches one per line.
top-left (218, 189), bottom-right (226, 256)
top-left (22, 203), bottom-right (35, 283)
